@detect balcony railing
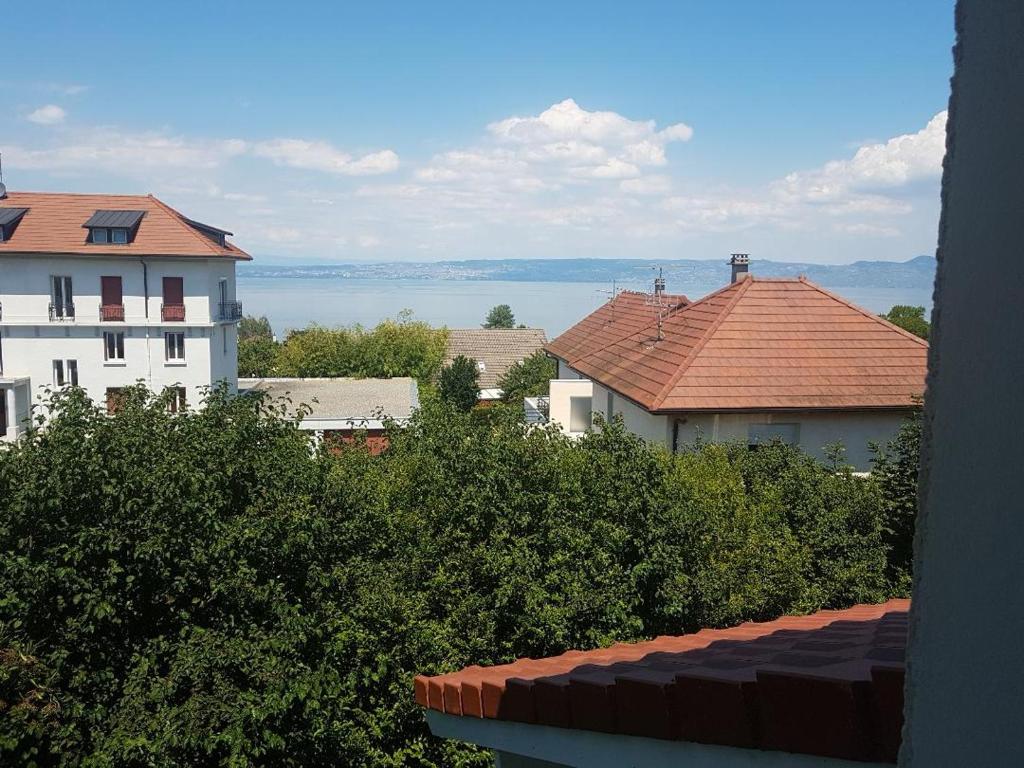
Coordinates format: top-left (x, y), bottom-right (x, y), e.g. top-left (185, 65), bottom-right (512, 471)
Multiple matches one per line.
top-left (218, 301), bottom-right (243, 321)
top-left (48, 301), bottom-right (76, 321)
top-left (99, 303), bottom-right (125, 322)
top-left (161, 303), bottom-right (186, 322)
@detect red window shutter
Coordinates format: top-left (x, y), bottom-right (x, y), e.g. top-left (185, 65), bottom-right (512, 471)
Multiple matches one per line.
top-left (101, 276), bottom-right (123, 305)
top-left (163, 277), bottom-right (184, 305)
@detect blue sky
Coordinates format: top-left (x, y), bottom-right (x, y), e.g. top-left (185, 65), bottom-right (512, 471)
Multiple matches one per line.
top-left (2, 1), bottom-right (955, 263)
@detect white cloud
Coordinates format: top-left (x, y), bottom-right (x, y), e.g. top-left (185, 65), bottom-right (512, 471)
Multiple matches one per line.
top-left (357, 234), bottom-right (381, 248)
top-left (3, 129), bottom-right (247, 171)
top-left (27, 104), bottom-right (67, 125)
top-left (252, 139), bottom-right (399, 176)
top-left (620, 175), bottom-right (672, 195)
top-left (777, 111), bottom-right (947, 202)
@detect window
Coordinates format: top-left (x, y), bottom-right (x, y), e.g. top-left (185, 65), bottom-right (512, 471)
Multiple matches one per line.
top-left (569, 395), bottom-right (592, 433)
top-left (50, 275), bottom-right (74, 319)
top-left (606, 390), bottom-right (614, 421)
top-left (51, 359), bottom-right (79, 387)
top-left (167, 387), bottom-right (187, 414)
top-left (89, 227), bottom-right (131, 244)
top-left (165, 332), bottom-right (185, 361)
top-left (748, 423), bottom-right (800, 449)
top-left (104, 332), bottom-right (125, 361)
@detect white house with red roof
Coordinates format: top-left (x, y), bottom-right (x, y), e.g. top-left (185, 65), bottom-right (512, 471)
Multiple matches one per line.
top-left (0, 190), bottom-right (250, 440)
top-left (545, 258), bottom-right (928, 470)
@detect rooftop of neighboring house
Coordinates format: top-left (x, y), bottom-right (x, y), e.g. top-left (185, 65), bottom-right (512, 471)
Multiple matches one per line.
top-left (0, 191), bottom-right (250, 259)
top-left (238, 377), bottom-right (419, 427)
top-left (545, 289), bottom-right (689, 366)
top-left (416, 598), bottom-right (909, 764)
top-left (444, 328), bottom-right (548, 390)
top-left (546, 276), bottom-right (928, 413)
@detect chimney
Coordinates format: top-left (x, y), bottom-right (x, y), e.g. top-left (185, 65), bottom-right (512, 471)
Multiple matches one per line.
top-left (729, 253), bottom-right (750, 283)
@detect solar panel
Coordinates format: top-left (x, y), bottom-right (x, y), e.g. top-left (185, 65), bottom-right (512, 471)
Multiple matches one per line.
top-left (0, 207), bottom-right (28, 227)
top-left (83, 210), bottom-right (146, 229)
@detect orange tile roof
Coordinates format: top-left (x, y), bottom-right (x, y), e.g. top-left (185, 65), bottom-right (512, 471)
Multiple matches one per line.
top-left (547, 277), bottom-right (927, 412)
top-left (545, 290), bottom-right (689, 367)
top-left (0, 191), bottom-right (250, 260)
top-left (416, 599), bottom-right (909, 763)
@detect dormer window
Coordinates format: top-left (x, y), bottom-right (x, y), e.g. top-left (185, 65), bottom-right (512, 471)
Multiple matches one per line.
top-left (182, 217), bottom-right (232, 247)
top-left (0, 207), bottom-right (29, 242)
top-left (83, 210), bottom-right (144, 245)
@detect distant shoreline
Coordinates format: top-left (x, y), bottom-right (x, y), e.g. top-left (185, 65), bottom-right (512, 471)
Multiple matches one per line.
top-left (239, 255), bottom-right (936, 291)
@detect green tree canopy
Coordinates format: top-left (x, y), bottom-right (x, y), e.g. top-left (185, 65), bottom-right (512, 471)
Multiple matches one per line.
top-left (252, 314), bottom-right (449, 385)
top-left (881, 305), bottom-right (930, 339)
top-left (497, 350), bottom-right (557, 403)
top-left (0, 387), bottom-right (918, 765)
top-left (483, 304), bottom-right (516, 329)
top-left (238, 334), bottom-right (279, 377)
top-left (438, 355), bottom-right (480, 411)
top-left (238, 314), bottom-right (274, 341)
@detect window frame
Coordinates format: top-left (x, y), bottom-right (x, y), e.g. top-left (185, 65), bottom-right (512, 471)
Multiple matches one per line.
top-left (165, 331), bottom-right (185, 361)
top-left (103, 331), bottom-right (126, 361)
top-left (52, 359), bottom-right (65, 386)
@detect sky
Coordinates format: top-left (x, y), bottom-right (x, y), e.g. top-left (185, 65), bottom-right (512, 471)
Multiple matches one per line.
top-left (1, 1), bottom-right (955, 264)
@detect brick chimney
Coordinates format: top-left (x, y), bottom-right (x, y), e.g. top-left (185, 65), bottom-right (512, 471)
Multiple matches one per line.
top-left (730, 253), bottom-right (750, 283)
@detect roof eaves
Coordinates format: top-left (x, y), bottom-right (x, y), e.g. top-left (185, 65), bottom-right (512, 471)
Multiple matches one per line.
top-left (146, 194), bottom-right (242, 258)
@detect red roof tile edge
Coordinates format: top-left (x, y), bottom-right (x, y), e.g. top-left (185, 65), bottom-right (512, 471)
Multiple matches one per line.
top-left (415, 599), bottom-right (909, 763)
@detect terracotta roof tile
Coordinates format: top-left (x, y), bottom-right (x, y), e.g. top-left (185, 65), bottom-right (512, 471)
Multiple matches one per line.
top-left (0, 191), bottom-right (250, 259)
top-left (546, 277), bottom-right (927, 411)
top-left (416, 599), bottom-right (910, 763)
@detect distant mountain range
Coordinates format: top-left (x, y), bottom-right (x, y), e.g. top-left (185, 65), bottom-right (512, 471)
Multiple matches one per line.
top-left (240, 255), bottom-right (936, 291)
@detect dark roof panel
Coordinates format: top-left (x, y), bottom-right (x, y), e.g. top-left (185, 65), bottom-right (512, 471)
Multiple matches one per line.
top-left (0, 207), bottom-right (29, 227)
top-left (83, 210), bottom-right (146, 229)
top-left (182, 217), bottom-right (233, 237)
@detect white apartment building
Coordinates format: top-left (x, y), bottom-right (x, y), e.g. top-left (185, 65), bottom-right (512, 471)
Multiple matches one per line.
top-left (0, 190), bottom-right (250, 441)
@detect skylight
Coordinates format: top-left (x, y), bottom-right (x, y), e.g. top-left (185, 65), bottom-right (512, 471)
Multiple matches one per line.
top-left (0, 207), bottom-right (29, 242)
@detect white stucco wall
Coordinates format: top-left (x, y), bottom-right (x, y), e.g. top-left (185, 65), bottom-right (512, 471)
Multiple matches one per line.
top-left (588, 383), bottom-right (909, 471)
top-left (548, 378), bottom-right (594, 436)
top-left (556, 359), bottom-right (582, 379)
top-left (0, 254), bottom-right (240, 416)
top-left (902, 2), bottom-right (1024, 765)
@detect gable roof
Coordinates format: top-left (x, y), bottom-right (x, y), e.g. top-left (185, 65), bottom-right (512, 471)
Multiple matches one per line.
top-left (550, 277), bottom-right (928, 412)
top-left (0, 191), bottom-right (250, 259)
top-left (444, 328), bottom-right (548, 389)
top-left (545, 290), bottom-right (689, 368)
top-left (415, 599), bottom-right (909, 763)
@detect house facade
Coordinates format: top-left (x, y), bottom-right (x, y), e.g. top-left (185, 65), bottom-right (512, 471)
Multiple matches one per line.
top-left (545, 262), bottom-right (927, 470)
top-left (0, 191), bottom-right (249, 441)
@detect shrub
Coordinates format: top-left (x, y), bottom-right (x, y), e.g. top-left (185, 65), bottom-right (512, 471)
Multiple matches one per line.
top-left (0, 391), bottom-right (907, 766)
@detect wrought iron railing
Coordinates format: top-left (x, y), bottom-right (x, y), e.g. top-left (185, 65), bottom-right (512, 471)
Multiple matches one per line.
top-left (48, 302), bottom-right (76, 321)
top-left (218, 301), bottom-right (243, 321)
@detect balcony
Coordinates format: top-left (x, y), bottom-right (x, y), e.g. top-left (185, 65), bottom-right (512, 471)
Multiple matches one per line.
top-left (48, 302), bottom-right (76, 321)
top-left (218, 301), bottom-right (243, 321)
top-left (99, 303), bottom-right (125, 322)
top-left (161, 303), bottom-right (186, 322)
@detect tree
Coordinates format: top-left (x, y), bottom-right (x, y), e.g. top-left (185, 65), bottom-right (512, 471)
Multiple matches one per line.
top-left (483, 304), bottom-right (515, 329)
top-left (870, 408), bottom-right (922, 593)
top-left (438, 355), bottom-right (480, 411)
top-left (0, 385), bottom-right (911, 765)
top-left (497, 350), bottom-right (557, 403)
top-left (881, 305), bottom-right (930, 339)
top-left (238, 314), bottom-right (274, 341)
top-left (271, 316), bottom-right (449, 384)
top-left (238, 335), bottom-right (279, 377)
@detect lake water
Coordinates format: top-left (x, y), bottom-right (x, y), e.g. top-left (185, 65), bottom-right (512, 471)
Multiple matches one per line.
top-left (238, 277), bottom-right (934, 337)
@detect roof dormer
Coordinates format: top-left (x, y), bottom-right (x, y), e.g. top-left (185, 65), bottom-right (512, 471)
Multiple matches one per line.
top-left (83, 210), bottom-right (145, 245)
top-left (182, 216), bottom-right (233, 247)
top-left (0, 207), bottom-right (28, 242)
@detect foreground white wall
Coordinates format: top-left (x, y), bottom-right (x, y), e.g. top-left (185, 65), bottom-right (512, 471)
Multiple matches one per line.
top-left (902, 2), bottom-right (1024, 765)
